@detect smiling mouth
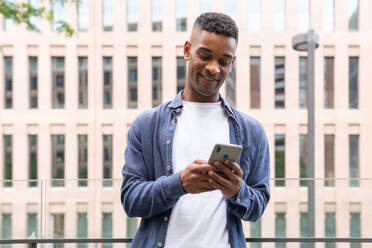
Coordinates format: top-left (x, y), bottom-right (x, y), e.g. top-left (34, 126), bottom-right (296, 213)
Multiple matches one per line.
top-left (199, 73), bottom-right (219, 82)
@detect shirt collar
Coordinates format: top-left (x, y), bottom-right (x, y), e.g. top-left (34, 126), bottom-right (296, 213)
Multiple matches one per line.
top-left (169, 90), bottom-right (236, 119)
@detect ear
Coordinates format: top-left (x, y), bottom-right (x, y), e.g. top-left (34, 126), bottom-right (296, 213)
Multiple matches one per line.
top-left (231, 56), bottom-right (236, 65)
top-left (230, 56), bottom-right (236, 72)
top-left (184, 41), bottom-right (191, 61)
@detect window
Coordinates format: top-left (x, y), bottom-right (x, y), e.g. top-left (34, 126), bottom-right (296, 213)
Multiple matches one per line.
top-left (275, 212), bottom-right (286, 248)
top-left (324, 57), bottom-right (334, 109)
top-left (78, 0), bottom-right (89, 31)
top-left (77, 213), bottom-right (88, 248)
top-left (248, 0), bottom-right (261, 33)
top-left (128, 57), bottom-right (138, 109)
top-left (79, 57), bottom-right (88, 109)
top-left (127, 217), bottom-right (137, 245)
top-left (78, 135), bottom-right (88, 187)
top-left (4, 0), bottom-right (14, 31)
top-left (1, 213), bottom-right (12, 247)
top-left (349, 57), bottom-right (358, 109)
top-left (250, 57), bottom-right (260, 108)
top-left (103, 57), bottom-right (113, 109)
top-left (348, 0), bottom-right (359, 31)
top-left (27, 213), bottom-right (38, 237)
top-left (52, 57), bottom-right (65, 109)
top-left (127, 0), bottom-right (138, 31)
top-left (275, 134), bottom-right (285, 187)
top-left (275, 57), bottom-right (285, 108)
top-left (299, 57), bottom-right (307, 109)
top-left (152, 57), bottom-right (162, 107)
top-left (299, 134), bottom-right (308, 187)
top-left (176, 0), bottom-right (187, 31)
top-left (273, 0), bottom-right (286, 32)
top-left (300, 212), bottom-right (308, 248)
top-left (323, 0), bottom-right (334, 32)
top-left (349, 135), bottom-right (359, 187)
top-left (176, 57), bottom-right (186, 93)
top-left (225, 62), bottom-right (236, 106)
top-left (200, 0), bottom-right (212, 14)
top-left (51, 0), bottom-right (66, 31)
top-left (350, 212), bottom-right (361, 248)
top-left (102, 0), bottom-right (114, 31)
top-left (29, 135), bottom-right (38, 187)
top-left (102, 213), bottom-right (112, 248)
top-left (29, 57), bottom-right (38, 109)
top-left (325, 212), bottom-right (336, 248)
top-left (250, 220), bottom-right (261, 248)
top-left (298, 0), bottom-right (309, 32)
top-left (3, 135), bottom-right (12, 187)
top-left (29, 0), bottom-right (39, 30)
top-left (324, 135), bottom-right (335, 187)
top-left (4, 56), bottom-right (13, 109)
top-left (152, 0), bottom-right (162, 31)
top-left (51, 213), bottom-right (64, 248)
top-left (103, 135), bottom-right (113, 187)
top-left (51, 135), bottom-right (65, 187)
top-left (224, 0), bottom-right (237, 22)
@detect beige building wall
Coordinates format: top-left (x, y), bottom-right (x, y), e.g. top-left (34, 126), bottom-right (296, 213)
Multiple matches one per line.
top-left (0, 0), bottom-right (371, 245)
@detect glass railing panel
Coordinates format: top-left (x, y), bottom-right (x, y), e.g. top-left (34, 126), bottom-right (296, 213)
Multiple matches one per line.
top-left (255, 178), bottom-right (372, 246)
top-left (44, 179), bottom-right (139, 248)
top-left (0, 179), bottom-right (42, 240)
top-left (1, 177), bottom-right (371, 246)
top-left (246, 241), bottom-right (369, 248)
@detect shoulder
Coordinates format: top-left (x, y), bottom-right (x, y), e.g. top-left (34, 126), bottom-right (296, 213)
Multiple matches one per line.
top-left (130, 101), bottom-right (172, 130)
top-left (233, 109), bottom-right (266, 144)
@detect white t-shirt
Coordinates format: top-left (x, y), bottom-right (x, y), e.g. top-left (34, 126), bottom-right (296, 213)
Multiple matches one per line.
top-left (164, 101), bottom-right (230, 248)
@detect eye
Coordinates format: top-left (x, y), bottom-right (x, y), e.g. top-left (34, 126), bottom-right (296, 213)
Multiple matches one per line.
top-left (199, 54), bottom-right (209, 60)
top-left (219, 60), bottom-right (231, 67)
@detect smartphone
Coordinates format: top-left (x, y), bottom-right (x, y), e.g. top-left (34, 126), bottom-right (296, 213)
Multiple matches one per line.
top-left (208, 143), bottom-right (243, 164)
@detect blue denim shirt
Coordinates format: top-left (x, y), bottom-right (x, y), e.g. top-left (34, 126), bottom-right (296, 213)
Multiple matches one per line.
top-left (121, 92), bottom-right (270, 248)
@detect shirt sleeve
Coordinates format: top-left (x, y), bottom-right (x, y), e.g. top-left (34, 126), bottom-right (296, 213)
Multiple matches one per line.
top-left (120, 117), bottom-right (186, 219)
top-left (226, 129), bottom-right (271, 222)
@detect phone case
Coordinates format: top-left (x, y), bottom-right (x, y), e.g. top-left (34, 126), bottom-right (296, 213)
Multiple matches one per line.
top-left (208, 143), bottom-right (243, 164)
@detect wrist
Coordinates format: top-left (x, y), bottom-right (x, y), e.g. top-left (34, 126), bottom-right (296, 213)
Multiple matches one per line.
top-left (179, 170), bottom-right (187, 192)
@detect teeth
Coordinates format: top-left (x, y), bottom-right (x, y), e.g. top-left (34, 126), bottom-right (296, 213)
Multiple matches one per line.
top-left (201, 74), bottom-right (216, 81)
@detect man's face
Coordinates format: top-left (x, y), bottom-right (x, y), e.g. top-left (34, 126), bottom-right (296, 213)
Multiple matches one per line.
top-left (183, 29), bottom-right (237, 102)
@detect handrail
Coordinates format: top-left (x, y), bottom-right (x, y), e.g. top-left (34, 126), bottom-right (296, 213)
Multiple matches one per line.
top-left (1, 237), bottom-right (371, 248)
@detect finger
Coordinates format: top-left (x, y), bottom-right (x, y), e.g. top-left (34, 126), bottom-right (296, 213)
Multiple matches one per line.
top-left (209, 162), bottom-right (223, 173)
top-left (198, 175), bottom-right (212, 182)
top-left (224, 160), bottom-right (243, 177)
top-left (208, 178), bottom-right (225, 190)
top-left (214, 161), bottom-right (236, 179)
top-left (199, 186), bottom-right (215, 191)
top-left (208, 170), bottom-right (231, 189)
top-left (193, 159), bottom-right (208, 165)
top-left (194, 163), bottom-right (214, 174)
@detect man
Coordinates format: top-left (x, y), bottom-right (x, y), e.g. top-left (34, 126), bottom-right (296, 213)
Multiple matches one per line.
top-left (121, 12), bottom-right (270, 248)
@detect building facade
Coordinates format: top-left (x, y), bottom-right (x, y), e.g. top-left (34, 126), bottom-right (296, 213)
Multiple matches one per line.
top-left (0, 0), bottom-right (372, 247)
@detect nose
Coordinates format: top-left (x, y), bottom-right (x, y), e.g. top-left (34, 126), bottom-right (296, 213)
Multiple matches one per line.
top-left (205, 60), bottom-right (220, 75)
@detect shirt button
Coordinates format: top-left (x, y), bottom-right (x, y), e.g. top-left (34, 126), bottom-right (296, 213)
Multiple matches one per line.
top-left (158, 242), bottom-right (163, 247)
top-left (237, 198), bottom-right (241, 203)
top-left (167, 165), bottom-right (171, 171)
top-left (164, 217), bottom-right (168, 222)
top-left (167, 139), bottom-right (171, 144)
top-left (171, 119), bottom-right (176, 124)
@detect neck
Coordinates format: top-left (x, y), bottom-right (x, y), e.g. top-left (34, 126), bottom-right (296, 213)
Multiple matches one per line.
top-left (182, 85), bottom-right (220, 103)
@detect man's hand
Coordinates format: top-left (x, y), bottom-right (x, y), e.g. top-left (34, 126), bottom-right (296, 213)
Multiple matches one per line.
top-left (180, 160), bottom-right (215, 194)
top-left (207, 160), bottom-right (243, 198)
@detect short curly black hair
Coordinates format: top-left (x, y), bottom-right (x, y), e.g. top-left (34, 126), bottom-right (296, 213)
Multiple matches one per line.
top-left (193, 12), bottom-right (238, 42)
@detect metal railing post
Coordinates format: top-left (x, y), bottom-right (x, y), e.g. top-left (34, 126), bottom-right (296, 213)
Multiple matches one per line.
top-left (29, 242), bottom-right (37, 248)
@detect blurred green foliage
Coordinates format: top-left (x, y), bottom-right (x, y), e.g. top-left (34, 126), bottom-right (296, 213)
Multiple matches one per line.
top-left (0, 0), bottom-right (75, 37)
